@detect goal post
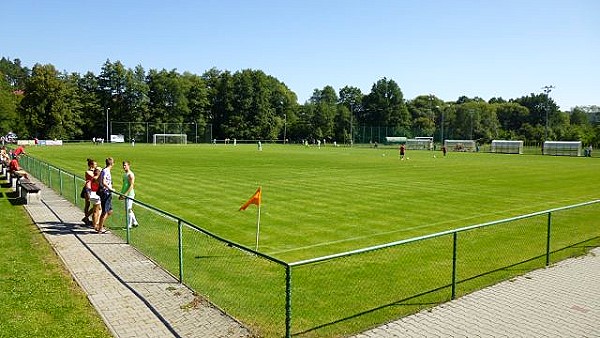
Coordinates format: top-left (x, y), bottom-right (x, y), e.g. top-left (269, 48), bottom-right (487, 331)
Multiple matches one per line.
top-left (153, 134), bottom-right (188, 145)
top-left (444, 139), bottom-right (476, 152)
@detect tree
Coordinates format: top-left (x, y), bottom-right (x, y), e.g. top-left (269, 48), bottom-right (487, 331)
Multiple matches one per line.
top-left (19, 64), bottom-right (82, 139)
top-left (0, 72), bottom-right (20, 135)
top-left (495, 102), bottom-right (529, 132)
top-left (147, 68), bottom-right (190, 124)
top-left (362, 78), bottom-right (410, 131)
top-left (307, 86), bottom-right (338, 140)
top-left (338, 86), bottom-right (363, 143)
top-left (512, 93), bottom-right (559, 128)
top-left (407, 95), bottom-right (444, 138)
top-left (569, 107), bottom-right (591, 126)
top-left (0, 57), bottom-right (29, 89)
top-left (98, 60), bottom-right (128, 122)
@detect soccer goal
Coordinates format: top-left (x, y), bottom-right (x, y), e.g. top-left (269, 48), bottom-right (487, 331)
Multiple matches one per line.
top-left (491, 140), bottom-right (523, 154)
top-left (153, 134), bottom-right (187, 145)
top-left (444, 139), bottom-right (476, 152)
top-left (406, 137), bottom-right (433, 150)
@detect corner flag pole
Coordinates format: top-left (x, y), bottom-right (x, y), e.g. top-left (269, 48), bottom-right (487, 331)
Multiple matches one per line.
top-left (239, 186), bottom-right (263, 251)
top-left (255, 202), bottom-right (261, 251)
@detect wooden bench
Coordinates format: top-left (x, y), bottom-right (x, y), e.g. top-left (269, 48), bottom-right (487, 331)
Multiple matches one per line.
top-left (18, 181), bottom-right (42, 205)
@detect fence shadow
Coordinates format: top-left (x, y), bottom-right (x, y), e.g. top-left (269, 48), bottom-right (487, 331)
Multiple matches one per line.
top-left (293, 239), bottom-right (600, 337)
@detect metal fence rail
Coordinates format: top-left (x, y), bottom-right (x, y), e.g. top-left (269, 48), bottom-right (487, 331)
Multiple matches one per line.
top-left (19, 154), bottom-right (600, 338)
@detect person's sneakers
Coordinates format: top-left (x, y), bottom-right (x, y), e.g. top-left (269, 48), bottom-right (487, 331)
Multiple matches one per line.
top-left (133, 222), bottom-right (139, 227)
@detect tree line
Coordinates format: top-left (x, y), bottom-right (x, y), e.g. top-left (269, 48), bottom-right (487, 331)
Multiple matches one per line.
top-left (1, 57), bottom-right (598, 145)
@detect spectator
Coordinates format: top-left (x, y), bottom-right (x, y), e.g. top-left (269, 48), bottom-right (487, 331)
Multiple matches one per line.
top-left (9, 155), bottom-right (28, 179)
top-left (97, 157), bottom-right (114, 234)
top-left (81, 159), bottom-right (97, 226)
top-left (13, 144), bottom-right (25, 156)
top-left (119, 161), bottom-right (139, 228)
top-left (1, 146), bottom-right (10, 166)
top-left (89, 167), bottom-right (102, 232)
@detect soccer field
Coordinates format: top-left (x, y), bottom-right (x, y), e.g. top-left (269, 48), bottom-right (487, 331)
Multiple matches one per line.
top-left (26, 143), bottom-right (600, 262)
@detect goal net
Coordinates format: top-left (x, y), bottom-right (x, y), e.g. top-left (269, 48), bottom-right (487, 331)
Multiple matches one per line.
top-left (444, 139), bottom-right (476, 152)
top-left (406, 137), bottom-right (433, 150)
top-left (153, 134), bottom-right (188, 145)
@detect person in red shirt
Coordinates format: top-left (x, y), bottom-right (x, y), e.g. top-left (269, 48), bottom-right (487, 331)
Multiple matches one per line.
top-left (13, 145), bottom-right (25, 156)
top-left (9, 156), bottom-right (28, 179)
top-left (81, 159), bottom-right (97, 226)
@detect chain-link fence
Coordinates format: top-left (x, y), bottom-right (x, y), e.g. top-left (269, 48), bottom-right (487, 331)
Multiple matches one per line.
top-left (19, 154), bottom-right (600, 337)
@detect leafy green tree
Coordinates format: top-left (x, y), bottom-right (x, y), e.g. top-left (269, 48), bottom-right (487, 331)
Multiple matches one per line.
top-left (147, 68), bottom-right (189, 124)
top-left (407, 95), bottom-right (443, 138)
top-left (362, 78), bottom-right (410, 132)
top-left (19, 64), bottom-right (82, 139)
top-left (307, 86), bottom-right (337, 140)
top-left (512, 93), bottom-right (559, 128)
top-left (0, 72), bottom-right (20, 135)
top-left (182, 72), bottom-right (210, 142)
top-left (0, 57), bottom-right (29, 89)
top-left (76, 71), bottom-right (103, 139)
top-left (495, 102), bottom-right (529, 132)
top-left (98, 60), bottom-right (128, 122)
top-left (569, 107), bottom-right (591, 126)
top-left (338, 86), bottom-right (362, 141)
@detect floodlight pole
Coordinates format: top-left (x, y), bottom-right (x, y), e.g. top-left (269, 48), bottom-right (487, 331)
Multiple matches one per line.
top-left (542, 85), bottom-right (555, 142)
top-left (106, 107), bottom-right (110, 142)
top-left (438, 106), bottom-right (444, 145)
top-left (283, 113), bottom-right (287, 144)
top-left (350, 104), bottom-right (354, 147)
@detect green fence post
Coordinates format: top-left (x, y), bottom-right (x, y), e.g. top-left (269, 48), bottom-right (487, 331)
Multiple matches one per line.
top-left (178, 220), bottom-right (184, 283)
top-left (59, 169), bottom-right (63, 196)
top-left (545, 212), bottom-right (552, 266)
top-left (48, 164), bottom-right (52, 188)
top-left (73, 175), bottom-right (77, 204)
top-left (451, 232), bottom-right (458, 300)
top-left (285, 265), bottom-right (292, 338)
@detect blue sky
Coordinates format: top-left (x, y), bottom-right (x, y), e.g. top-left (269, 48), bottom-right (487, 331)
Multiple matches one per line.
top-left (2, 0), bottom-right (598, 109)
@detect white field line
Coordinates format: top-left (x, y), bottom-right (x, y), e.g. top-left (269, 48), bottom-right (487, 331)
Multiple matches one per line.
top-left (266, 197), bottom-right (583, 256)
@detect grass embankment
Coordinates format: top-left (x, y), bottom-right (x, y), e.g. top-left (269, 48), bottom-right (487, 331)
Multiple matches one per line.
top-left (0, 181), bottom-right (111, 337)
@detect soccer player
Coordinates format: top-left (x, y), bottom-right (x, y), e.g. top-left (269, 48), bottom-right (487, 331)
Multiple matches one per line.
top-left (119, 161), bottom-right (138, 228)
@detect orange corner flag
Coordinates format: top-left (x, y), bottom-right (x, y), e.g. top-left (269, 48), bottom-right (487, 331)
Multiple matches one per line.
top-left (239, 187), bottom-right (262, 211)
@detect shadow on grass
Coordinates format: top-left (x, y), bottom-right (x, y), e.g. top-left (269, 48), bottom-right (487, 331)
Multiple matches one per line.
top-left (5, 190), bottom-right (25, 206)
top-left (292, 239), bottom-right (600, 337)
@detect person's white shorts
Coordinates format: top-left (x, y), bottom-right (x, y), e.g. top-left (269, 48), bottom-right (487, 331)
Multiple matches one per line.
top-left (89, 192), bottom-right (101, 205)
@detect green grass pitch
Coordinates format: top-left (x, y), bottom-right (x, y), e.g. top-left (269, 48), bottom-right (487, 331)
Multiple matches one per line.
top-left (26, 143), bottom-right (599, 261)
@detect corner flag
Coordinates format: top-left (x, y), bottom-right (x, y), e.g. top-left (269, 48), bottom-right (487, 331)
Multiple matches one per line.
top-left (239, 187), bottom-right (262, 211)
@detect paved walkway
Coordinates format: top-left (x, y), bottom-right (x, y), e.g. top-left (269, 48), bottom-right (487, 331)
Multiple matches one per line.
top-left (21, 177), bottom-right (250, 338)
top-left (16, 174), bottom-right (600, 338)
top-left (352, 247), bottom-right (600, 338)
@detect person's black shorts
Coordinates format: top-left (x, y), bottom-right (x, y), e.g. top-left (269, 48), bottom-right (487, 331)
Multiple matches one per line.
top-left (100, 190), bottom-right (113, 214)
